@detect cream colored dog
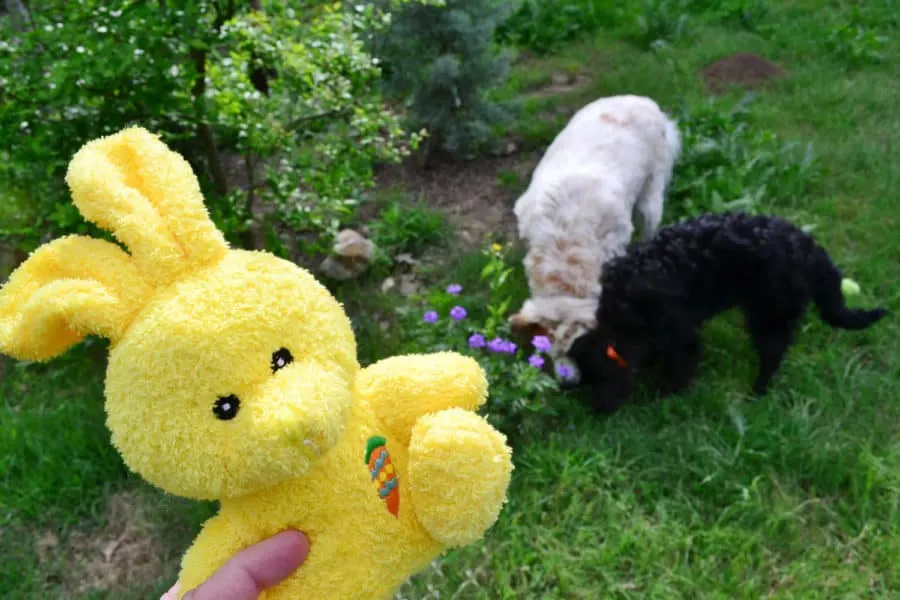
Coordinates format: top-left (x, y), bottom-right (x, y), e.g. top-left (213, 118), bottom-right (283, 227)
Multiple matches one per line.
top-left (510, 95), bottom-right (681, 379)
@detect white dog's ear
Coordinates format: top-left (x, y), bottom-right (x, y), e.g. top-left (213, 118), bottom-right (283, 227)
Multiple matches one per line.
top-left (510, 299), bottom-right (541, 330)
top-left (510, 302), bottom-right (553, 339)
top-left (509, 311), bottom-right (534, 329)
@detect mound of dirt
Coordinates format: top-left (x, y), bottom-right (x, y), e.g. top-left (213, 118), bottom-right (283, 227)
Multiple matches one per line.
top-left (702, 53), bottom-right (787, 94)
top-left (375, 153), bottom-right (537, 247)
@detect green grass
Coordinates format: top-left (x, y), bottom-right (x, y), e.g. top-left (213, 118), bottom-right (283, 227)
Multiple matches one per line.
top-left (2, 0), bottom-right (899, 597)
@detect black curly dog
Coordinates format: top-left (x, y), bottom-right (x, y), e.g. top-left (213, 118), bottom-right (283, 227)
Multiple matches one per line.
top-left (567, 212), bottom-right (888, 414)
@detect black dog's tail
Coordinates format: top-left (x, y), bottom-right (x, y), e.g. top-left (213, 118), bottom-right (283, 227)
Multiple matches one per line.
top-left (811, 247), bottom-right (888, 330)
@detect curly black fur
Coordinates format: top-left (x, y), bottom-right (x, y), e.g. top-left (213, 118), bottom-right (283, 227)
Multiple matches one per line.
top-left (567, 212), bottom-right (888, 414)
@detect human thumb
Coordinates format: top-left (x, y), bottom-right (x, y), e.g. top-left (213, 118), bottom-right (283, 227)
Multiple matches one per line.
top-left (180, 530), bottom-right (309, 600)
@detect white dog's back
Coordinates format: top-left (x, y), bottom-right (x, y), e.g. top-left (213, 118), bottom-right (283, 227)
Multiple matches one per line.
top-left (511, 95), bottom-right (681, 366)
top-left (530, 95), bottom-right (673, 184)
top-left (515, 95), bottom-right (678, 243)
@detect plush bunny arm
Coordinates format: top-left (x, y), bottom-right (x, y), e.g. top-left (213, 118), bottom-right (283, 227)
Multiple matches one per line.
top-left (355, 352), bottom-right (488, 446)
top-left (408, 408), bottom-right (512, 547)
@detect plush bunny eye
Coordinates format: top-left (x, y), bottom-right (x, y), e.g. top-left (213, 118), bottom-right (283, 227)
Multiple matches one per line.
top-left (271, 348), bottom-right (293, 372)
top-left (213, 394), bottom-right (241, 420)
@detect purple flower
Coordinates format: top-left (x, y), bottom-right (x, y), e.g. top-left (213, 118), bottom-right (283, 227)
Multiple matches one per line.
top-left (450, 306), bottom-right (467, 321)
top-left (446, 284), bottom-right (463, 295)
top-left (423, 311), bottom-right (438, 323)
top-left (556, 364), bottom-right (574, 379)
top-left (528, 354), bottom-right (545, 369)
top-left (487, 338), bottom-right (518, 354)
top-left (487, 337), bottom-right (509, 353)
top-left (532, 335), bottom-right (552, 353)
top-left (468, 333), bottom-right (486, 349)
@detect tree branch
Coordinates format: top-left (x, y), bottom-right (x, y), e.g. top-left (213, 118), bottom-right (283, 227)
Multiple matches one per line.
top-left (289, 107), bottom-right (353, 129)
top-left (191, 48), bottom-right (230, 196)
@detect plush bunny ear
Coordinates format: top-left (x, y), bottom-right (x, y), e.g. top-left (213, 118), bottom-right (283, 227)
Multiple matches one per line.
top-left (0, 236), bottom-right (152, 361)
top-left (65, 127), bottom-right (228, 287)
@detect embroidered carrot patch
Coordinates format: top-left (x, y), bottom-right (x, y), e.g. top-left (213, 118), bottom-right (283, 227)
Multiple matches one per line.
top-left (365, 435), bottom-right (399, 518)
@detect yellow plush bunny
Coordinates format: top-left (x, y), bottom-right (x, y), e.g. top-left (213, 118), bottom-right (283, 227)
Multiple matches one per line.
top-left (0, 127), bottom-right (513, 599)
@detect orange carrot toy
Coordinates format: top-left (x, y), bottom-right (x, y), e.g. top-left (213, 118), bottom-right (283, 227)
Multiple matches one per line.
top-left (366, 436), bottom-right (400, 517)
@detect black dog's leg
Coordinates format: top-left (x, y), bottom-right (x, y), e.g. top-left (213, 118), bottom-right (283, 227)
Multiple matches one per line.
top-left (657, 331), bottom-right (702, 398)
top-left (746, 312), bottom-right (800, 396)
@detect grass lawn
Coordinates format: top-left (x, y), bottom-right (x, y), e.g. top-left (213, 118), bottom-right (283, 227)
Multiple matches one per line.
top-left (2, 1), bottom-right (898, 598)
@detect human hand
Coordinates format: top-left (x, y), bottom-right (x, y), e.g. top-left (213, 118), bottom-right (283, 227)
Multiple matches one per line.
top-left (161, 530), bottom-right (309, 600)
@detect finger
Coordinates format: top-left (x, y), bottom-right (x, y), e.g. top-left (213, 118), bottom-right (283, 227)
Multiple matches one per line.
top-left (183, 530), bottom-right (309, 600)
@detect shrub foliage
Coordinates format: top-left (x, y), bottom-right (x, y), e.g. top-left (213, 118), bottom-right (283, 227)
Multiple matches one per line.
top-left (0, 0), bottom-right (420, 255)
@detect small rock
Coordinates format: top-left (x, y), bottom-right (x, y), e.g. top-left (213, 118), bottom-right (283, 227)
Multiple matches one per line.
top-left (551, 72), bottom-right (574, 86)
top-left (319, 229), bottom-right (377, 280)
top-left (394, 253), bottom-right (418, 267)
top-left (504, 142), bottom-right (518, 155)
top-left (333, 229), bottom-right (375, 261)
top-left (398, 273), bottom-right (421, 297)
top-left (381, 277), bottom-right (396, 293)
top-left (320, 256), bottom-right (367, 281)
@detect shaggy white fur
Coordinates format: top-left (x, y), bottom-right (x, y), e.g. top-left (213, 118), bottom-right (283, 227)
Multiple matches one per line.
top-left (510, 94), bottom-right (681, 375)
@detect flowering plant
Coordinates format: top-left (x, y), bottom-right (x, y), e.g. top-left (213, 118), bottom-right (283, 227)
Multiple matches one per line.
top-left (399, 244), bottom-right (561, 436)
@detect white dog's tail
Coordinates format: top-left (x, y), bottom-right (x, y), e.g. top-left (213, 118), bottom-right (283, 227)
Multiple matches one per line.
top-left (662, 115), bottom-right (682, 179)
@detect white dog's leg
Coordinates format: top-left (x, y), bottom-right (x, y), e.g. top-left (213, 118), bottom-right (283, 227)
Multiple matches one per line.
top-left (636, 118), bottom-right (680, 241)
top-left (635, 176), bottom-right (665, 241)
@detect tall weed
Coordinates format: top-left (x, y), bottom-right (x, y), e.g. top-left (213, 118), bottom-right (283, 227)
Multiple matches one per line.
top-left (668, 96), bottom-right (818, 219)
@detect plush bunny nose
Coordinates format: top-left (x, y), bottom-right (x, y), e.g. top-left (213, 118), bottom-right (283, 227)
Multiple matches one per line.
top-left (275, 404), bottom-right (324, 444)
top-left (270, 392), bottom-right (344, 461)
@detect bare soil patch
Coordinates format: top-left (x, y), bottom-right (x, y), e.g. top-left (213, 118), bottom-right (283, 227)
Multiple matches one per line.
top-left (35, 491), bottom-right (165, 597)
top-left (526, 72), bottom-right (592, 99)
top-left (702, 53), bottom-right (787, 94)
top-left (376, 152), bottom-right (539, 247)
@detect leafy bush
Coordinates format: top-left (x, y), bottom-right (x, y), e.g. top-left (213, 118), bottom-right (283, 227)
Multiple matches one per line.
top-left (0, 0), bottom-right (420, 256)
top-left (624, 0), bottom-right (691, 49)
top-left (368, 200), bottom-right (449, 259)
top-left (397, 244), bottom-right (561, 437)
top-left (378, 0), bottom-right (515, 161)
top-left (825, 7), bottom-right (889, 66)
top-left (497, 0), bottom-right (618, 55)
top-left (667, 95), bottom-right (818, 219)
top-left (716, 0), bottom-right (770, 32)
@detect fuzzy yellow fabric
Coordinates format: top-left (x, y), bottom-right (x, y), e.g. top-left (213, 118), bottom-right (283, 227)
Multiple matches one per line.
top-left (0, 235), bottom-right (152, 360)
top-left (0, 127), bottom-right (514, 599)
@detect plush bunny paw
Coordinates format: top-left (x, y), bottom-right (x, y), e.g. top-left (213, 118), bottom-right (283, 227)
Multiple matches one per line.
top-left (408, 408), bottom-right (513, 547)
